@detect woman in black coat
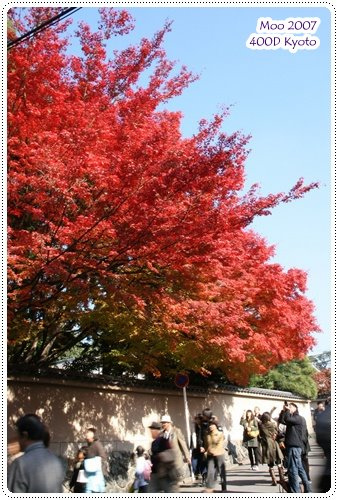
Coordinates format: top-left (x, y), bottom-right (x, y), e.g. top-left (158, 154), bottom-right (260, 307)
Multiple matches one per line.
top-left (69, 446), bottom-right (88, 493)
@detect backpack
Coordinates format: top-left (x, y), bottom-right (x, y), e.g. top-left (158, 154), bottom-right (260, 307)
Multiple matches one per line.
top-left (143, 459), bottom-right (152, 481)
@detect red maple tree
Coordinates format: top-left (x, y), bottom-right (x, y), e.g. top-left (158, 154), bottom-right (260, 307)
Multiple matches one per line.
top-left (7, 7), bottom-right (320, 384)
top-left (313, 368), bottom-right (331, 395)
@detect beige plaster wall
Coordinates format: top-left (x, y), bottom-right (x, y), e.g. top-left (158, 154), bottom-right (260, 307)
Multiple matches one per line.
top-left (7, 376), bottom-right (313, 458)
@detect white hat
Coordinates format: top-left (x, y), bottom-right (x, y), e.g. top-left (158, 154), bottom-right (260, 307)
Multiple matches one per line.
top-left (160, 414), bottom-right (172, 423)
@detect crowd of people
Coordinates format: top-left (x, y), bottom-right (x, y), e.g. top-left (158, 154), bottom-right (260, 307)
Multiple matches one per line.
top-left (129, 408), bottom-right (227, 493)
top-left (7, 417), bottom-right (108, 493)
top-left (238, 399), bottom-right (331, 494)
top-left (7, 399), bottom-right (331, 494)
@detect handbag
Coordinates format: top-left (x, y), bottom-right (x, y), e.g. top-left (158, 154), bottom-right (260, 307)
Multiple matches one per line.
top-left (84, 456), bottom-right (102, 473)
top-left (76, 469), bottom-right (88, 483)
top-left (247, 429), bottom-right (259, 438)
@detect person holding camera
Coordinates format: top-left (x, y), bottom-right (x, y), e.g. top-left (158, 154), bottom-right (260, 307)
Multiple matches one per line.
top-left (279, 402), bottom-right (312, 493)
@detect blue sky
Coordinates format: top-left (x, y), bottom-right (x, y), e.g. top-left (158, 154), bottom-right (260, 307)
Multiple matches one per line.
top-left (67, 4), bottom-right (331, 355)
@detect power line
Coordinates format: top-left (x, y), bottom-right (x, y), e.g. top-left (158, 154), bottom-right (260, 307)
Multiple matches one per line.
top-left (7, 7), bottom-right (82, 50)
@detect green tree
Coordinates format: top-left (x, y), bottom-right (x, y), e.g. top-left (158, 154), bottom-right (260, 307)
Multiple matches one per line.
top-left (249, 357), bottom-right (317, 399)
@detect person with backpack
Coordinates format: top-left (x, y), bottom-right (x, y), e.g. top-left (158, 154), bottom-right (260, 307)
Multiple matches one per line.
top-left (133, 446), bottom-right (151, 493)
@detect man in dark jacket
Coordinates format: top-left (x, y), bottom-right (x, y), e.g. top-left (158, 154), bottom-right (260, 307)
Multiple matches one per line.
top-left (147, 421), bottom-right (177, 493)
top-left (280, 403), bottom-right (312, 493)
top-left (299, 414), bottom-right (311, 481)
top-left (315, 400), bottom-right (331, 492)
top-left (191, 414), bottom-right (207, 483)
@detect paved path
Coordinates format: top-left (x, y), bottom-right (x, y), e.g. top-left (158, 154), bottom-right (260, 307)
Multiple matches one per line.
top-left (179, 440), bottom-right (326, 494)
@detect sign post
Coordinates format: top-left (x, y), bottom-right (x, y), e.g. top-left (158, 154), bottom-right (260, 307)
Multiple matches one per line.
top-left (174, 373), bottom-right (193, 480)
top-left (174, 373), bottom-right (190, 441)
top-left (182, 385), bottom-right (191, 444)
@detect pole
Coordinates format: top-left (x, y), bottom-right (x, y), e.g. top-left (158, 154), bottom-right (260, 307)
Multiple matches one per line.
top-left (183, 386), bottom-right (194, 480)
top-left (183, 386), bottom-right (191, 441)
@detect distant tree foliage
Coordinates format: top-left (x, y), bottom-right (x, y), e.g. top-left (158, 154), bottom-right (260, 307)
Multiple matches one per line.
top-left (308, 351), bottom-right (331, 370)
top-left (7, 17), bottom-right (16, 38)
top-left (313, 368), bottom-right (331, 396)
top-left (249, 357), bottom-right (318, 399)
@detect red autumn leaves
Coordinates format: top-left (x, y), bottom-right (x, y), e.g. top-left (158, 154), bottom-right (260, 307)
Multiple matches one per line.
top-left (7, 8), bottom-right (319, 384)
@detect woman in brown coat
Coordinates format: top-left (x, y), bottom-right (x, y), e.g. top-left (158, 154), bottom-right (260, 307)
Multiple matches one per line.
top-left (203, 421), bottom-right (227, 492)
top-left (259, 412), bottom-right (284, 486)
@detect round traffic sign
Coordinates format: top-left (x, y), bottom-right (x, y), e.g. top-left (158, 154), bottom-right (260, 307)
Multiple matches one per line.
top-left (174, 373), bottom-right (189, 388)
